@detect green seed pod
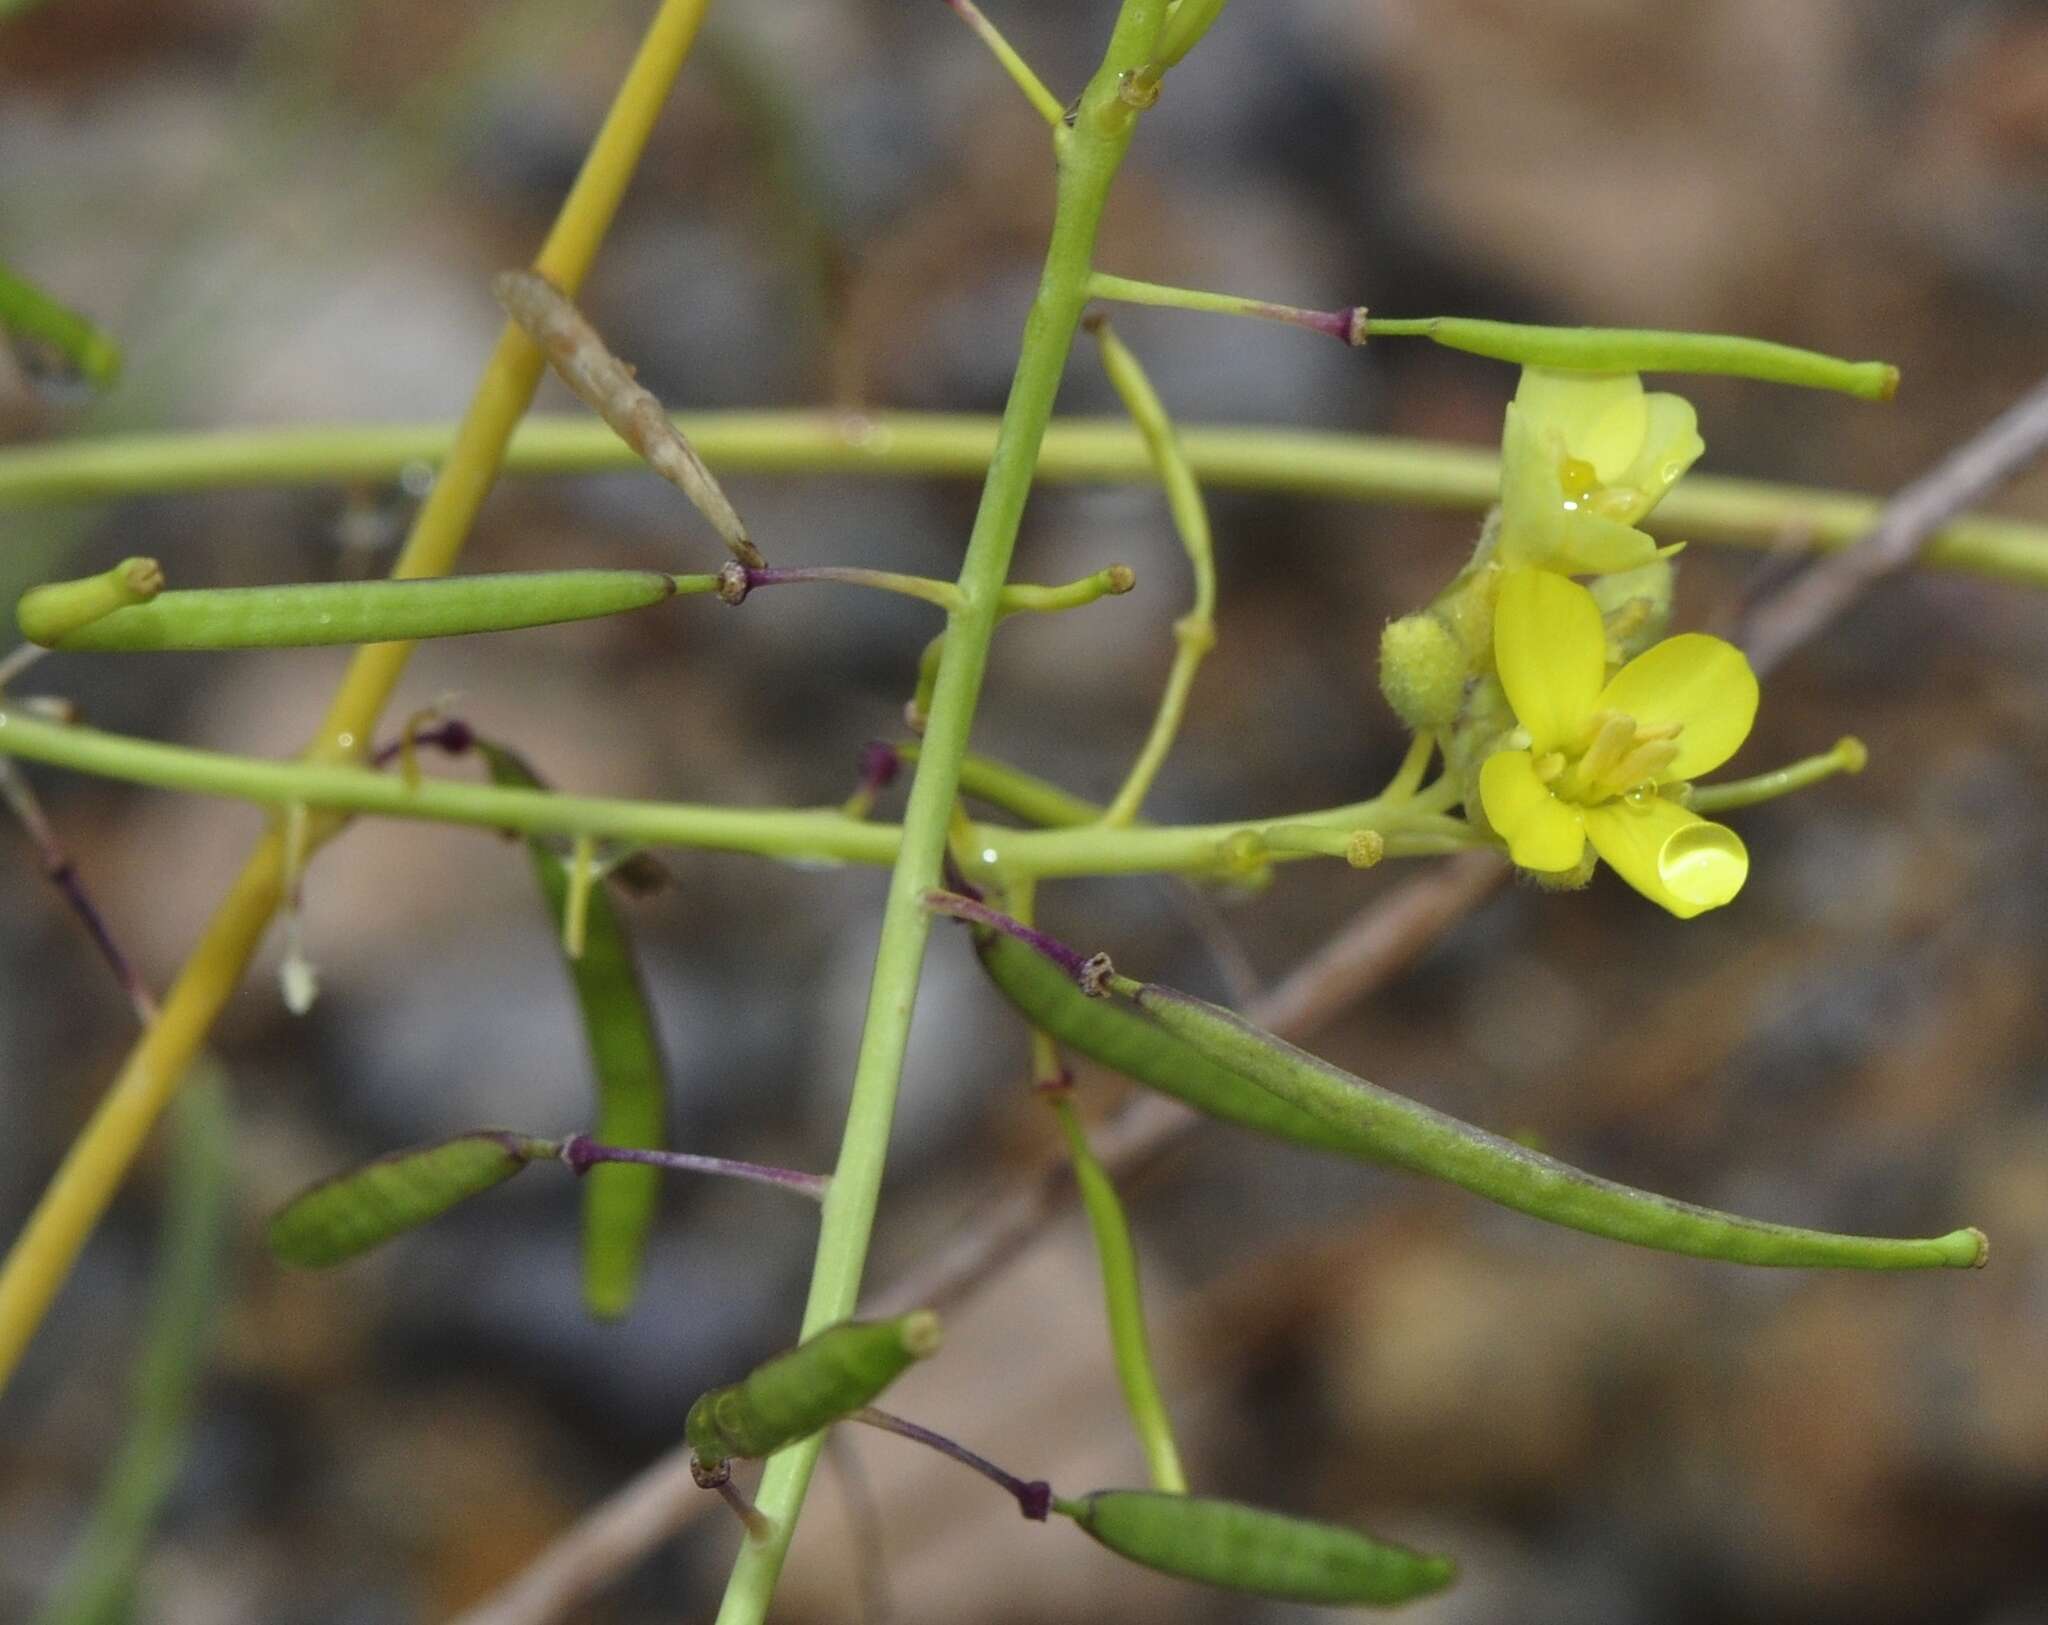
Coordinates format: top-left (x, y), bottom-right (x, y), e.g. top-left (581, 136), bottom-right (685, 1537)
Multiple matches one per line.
top-left (267, 1132), bottom-right (552, 1268)
top-left (0, 260), bottom-right (123, 387)
top-left (1059, 1490), bottom-right (1455, 1606)
top-left (17, 557), bottom-right (165, 645)
top-left (481, 741), bottom-right (666, 1322)
top-left (1367, 315), bottom-right (1897, 400)
top-left (972, 925), bottom-right (1389, 1165)
top-left (1117, 976), bottom-right (1987, 1271)
top-left (686, 1312), bottom-right (943, 1467)
top-left (30, 569), bottom-right (703, 652)
top-left (1377, 611), bottom-right (1467, 732)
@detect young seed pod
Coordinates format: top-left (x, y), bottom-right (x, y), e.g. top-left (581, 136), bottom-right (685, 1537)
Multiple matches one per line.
top-left (1367, 315), bottom-right (1898, 401)
top-left (27, 569), bottom-right (700, 652)
top-left (267, 1132), bottom-right (553, 1268)
top-left (481, 741), bottom-right (666, 1322)
top-left (1119, 977), bottom-right (1987, 1271)
top-left (0, 260), bottom-right (123, 386)
top-left (971, 925), bottom-right (1391, 1166)
top-left (686, 1312), bottom-right (942, 1467)
top-left (1059, 1490), bottom-right (1456, 1606)
top-left (17, 557), bottom-right (164, 645)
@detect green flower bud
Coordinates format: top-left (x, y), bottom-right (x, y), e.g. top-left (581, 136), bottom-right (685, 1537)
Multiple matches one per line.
top-left (1377, 611), bottom-right (1467, 732)
top-left (1590, 556), bottom-right (1676, 663)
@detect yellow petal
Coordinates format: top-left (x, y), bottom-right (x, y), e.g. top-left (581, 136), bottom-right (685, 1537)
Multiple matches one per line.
top-left (1584, 797), bottom-right (1748, 918)
top-left (1612, 391), bottom-right (1704, 518)
top-left (1541, 512), bottom-right (1663, 575)
top-left (1480, 750), bottom-right (1587, 872)
top-left (1493, 567), bottom-right (1606, 753)
top-left (1513, 368), bottom-right (1647, 482)
top-left (1596, 632), bottom-right (1759, 780)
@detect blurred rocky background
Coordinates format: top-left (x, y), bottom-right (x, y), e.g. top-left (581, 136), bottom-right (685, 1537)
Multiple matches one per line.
top-left (3, 0), bottom-right (2047, 1620)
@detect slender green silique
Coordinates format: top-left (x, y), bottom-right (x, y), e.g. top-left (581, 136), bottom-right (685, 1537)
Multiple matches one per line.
top-left (1054, 1490), bottom-right (1456, 1606)
top-left (1365, 315), bottom-right (1899, 400)
top-left (24, 568), bottom-right (708, 651)
top-left (1115, 975), bottom-right (1986, 1270)
top-left (685, 1311), bottom-right (942, 1469)
top-left (712, 7), bottom-right (1169, 1618)
top-left (11, 415), bottom-right (2048, 588)
top-left (16, 557), bottom-right (164, 645)
top-left (1051, 1095), bottom-right (1187, 1494)
top-left (482, 741), bottom-right (666, 1319)
top-left (973, 925), bottom-right (1387, 1158)
top-left (30, 1077), bottom-right (229, 1625)
top-left (0, 260), bottom-right (122, 387)
top-left (266, 1131), bottom-right (555, 1268)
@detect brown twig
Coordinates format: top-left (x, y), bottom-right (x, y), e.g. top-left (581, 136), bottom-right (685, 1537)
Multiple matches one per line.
top-left (1740, 371), bottom-right (2048, 675)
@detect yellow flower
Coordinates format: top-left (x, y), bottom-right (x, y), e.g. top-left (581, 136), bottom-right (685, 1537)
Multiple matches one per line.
top-left (1496, 368), bottom-right (1704, 575)
top-left (1478, 568), bottom-right (1756, 917)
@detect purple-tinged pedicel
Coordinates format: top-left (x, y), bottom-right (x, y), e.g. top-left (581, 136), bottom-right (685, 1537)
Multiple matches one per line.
top-left (922, 891), bottom-right (1098, 983)
top-left (854, 1407), bottom-right (1054, 1521)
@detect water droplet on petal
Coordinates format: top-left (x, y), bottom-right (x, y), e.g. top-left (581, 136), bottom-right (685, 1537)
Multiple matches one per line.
top-left (1658, 822), bottom-right (1747, 910)
top-left (1623, 782), bottom-right (1657, 808)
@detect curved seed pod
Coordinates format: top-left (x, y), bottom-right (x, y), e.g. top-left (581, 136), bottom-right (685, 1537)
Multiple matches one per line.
top-left (0, 260), bottom-right (122, 386)
top-left (1059, 1490), bottom-right (1455, 1606)
top-left (17, 557), bottom-right (164, 645)
top-left (267, 1132), bottom-right (553, 1268)
top-left (32, 569), bottom-right (701, 652)
top-left (1122, 977), bottom-right (1986, 1271)
top-left (1368, 315), bottom-right (1897, 401)
top-left (481, 741), bottom-right (666, 1321)
top-left (972, 925), bottom-right (1389, 1165)
top-left (686, 1312), bottom-right (942, 1466)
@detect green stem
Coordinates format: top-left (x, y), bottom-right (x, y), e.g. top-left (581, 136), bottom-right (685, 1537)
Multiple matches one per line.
top-left (896, 742), bottom-right (1113, 829)
top-left (1687, 736), bottom-right (1868, 813)
top-left (711, 5), bottom-right (1167, 1617)
top-left (8, 413), bottom-right (2048, 587)
top-left (0, 706), bottom-right (1483, 880)
top-left (1051, 1094), bottom-right (1188, 1493)
top-left (1088, 271), bottom-right (1354, 343)
top-left (30, 1073), bottom-right (230, 1625)
top-left (1087, 316), bottom-right (1217, 826)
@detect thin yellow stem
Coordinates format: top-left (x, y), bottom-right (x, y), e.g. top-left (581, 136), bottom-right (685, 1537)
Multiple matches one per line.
top-left (0, 0), bottom-right (717, 1399)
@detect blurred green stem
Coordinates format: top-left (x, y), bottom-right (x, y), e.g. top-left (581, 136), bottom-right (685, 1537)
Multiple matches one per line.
top-left (710, 4), bottom-right (1168, 1617)
top-left (0, 705), bottom-right (1475, 879)
top-left (7, 414), bottom-right (2048, 588)
top-left (30, 1075), bottom-right (232, 1625)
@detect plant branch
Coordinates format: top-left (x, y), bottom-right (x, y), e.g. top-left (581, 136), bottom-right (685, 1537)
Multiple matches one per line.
top-left (10, 414), bottom-right (2048, 588)
top-left (0, 706), bottom-right (1479, 880)
top-left (709, 5), bottom-right (1167, 1617)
